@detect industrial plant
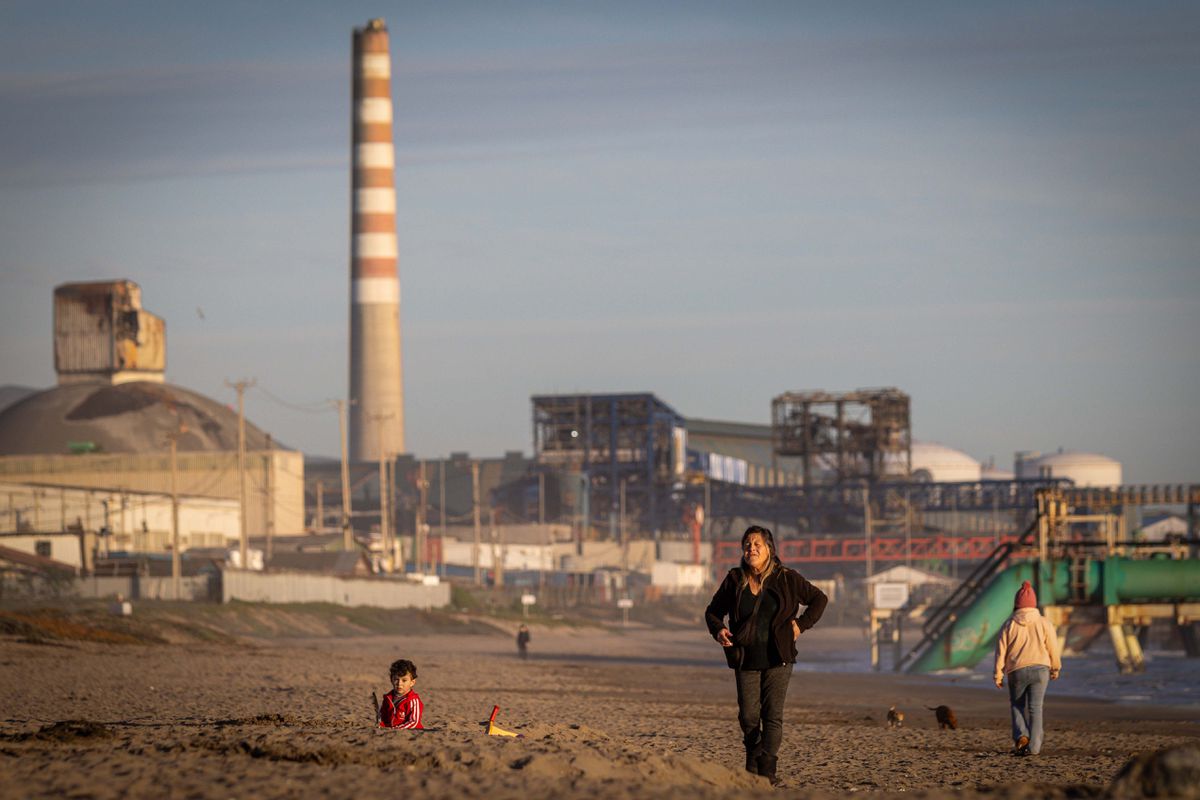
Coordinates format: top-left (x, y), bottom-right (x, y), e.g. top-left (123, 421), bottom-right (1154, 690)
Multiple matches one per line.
top-left (1, 19), bottom-right (1196, 679)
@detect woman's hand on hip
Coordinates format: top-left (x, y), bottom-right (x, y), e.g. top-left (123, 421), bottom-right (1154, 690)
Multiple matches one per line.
top-left (792, 620), bottom-right (801, 641)
top-left (716, 628), bottom-right (733, 647)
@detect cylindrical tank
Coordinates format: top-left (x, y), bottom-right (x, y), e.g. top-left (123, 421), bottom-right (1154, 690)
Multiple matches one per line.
top-left (1015, 450), bottom-right (1121, 487)
top-left (909, 441), bottom-right (982, 483)
top-left (349, 18), bottom-right (406, 461)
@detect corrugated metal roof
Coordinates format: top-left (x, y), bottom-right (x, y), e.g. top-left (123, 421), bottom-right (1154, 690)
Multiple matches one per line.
top-left (266, 550), bottom-right (367, 575)
top-left (0, 544), bottom-right (77, 575)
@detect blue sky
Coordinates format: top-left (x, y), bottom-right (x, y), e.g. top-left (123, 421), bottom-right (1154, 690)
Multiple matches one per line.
top-left (1, 1), bottom-right (1197, 483)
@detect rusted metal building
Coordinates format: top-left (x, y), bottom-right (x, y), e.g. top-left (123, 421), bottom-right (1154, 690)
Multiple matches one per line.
top-left (54, 280), bottom-right (166, 385)
top-left (771, 388), bottom-right (912, 486)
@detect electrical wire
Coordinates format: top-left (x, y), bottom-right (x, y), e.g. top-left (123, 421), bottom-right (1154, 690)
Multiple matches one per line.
top-left (252, 383), bottom-right (336, 414)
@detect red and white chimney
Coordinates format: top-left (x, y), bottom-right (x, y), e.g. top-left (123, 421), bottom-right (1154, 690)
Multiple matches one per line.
top-left (349, 18), bottom-right (405, 461)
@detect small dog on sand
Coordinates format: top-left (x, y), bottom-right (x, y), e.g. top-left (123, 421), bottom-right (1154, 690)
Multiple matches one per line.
top-left (927, 705), bottom-right (957, 730)
top-left (886, 706), bottom-right (904, 728)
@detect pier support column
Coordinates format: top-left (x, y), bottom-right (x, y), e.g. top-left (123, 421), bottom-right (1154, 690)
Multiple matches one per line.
top-left (1107, 606), bottom-right (1145, 674)
top-left (1180, 621), bottom-right (1200, 657)
top-left (1043, 605), bottom-right (1070, 656)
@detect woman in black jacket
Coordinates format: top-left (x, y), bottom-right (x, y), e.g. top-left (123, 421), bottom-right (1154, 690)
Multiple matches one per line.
top-left (705, 525), bottom-right (827, 786)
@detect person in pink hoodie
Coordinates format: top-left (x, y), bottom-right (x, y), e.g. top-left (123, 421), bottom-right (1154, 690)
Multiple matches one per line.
top-left (994, 580), bottom-right (1061, 755)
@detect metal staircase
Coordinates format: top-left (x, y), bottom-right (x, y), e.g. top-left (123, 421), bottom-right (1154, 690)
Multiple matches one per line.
top-left (893, 516), bottom-right (1039, 673)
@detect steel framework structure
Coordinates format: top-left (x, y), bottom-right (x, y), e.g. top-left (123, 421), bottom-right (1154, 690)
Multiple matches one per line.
top-left (679, 477), bottom-right (1073, 536)
top-left (532, 393), bottom-right (685, 534)
top-left (771, 388), bottom-right (912, 487)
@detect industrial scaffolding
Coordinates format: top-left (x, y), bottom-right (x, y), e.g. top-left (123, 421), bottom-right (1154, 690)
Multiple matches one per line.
top-left (532, 393), bottom-right (685, 535)
top-left (771, 388), bottom-right (912, 487)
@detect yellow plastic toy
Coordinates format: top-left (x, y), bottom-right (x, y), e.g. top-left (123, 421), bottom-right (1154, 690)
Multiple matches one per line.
top-left (486, 705), bottom-right (523, 737)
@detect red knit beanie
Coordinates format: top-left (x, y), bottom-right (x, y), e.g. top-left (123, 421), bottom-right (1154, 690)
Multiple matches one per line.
top-left (1014, 580), bottom-right (1037, 609)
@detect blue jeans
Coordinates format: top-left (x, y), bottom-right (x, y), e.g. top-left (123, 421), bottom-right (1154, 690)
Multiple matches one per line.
top-left (1008, 665), bottom-right (1049, 754)
top-left (735, 665), bottom-right (791, 758)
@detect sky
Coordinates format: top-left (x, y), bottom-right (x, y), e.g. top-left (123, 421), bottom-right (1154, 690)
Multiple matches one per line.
top-left (0, 1), bottom-right (1197, 483)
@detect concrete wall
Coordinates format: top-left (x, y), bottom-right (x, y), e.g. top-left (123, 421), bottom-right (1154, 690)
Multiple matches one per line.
top-left (435, 534), bottom-right (713, 573)
top-left (223, 569), bottom-right (449, 609)
top-left (441, 538), bottom-right (554, 571)
top-left (0, 573), bottom-right (213, 601)
top-left (75, 575), bottom-right (215, 601)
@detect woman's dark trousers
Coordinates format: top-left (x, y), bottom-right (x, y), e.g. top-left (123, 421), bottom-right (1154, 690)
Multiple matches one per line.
top-left (735, 665), bottom-right (791, 770)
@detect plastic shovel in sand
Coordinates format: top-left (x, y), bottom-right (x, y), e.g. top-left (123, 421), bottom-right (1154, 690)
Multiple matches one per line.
top-left (485, 705), bottom-right (523, 738)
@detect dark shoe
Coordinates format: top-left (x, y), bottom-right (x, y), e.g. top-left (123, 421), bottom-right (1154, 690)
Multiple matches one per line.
top-left (1014, 735), bottom-right (1029, 756)
top-left (756, 754), bottom-right (782, 787)
top-left (744, 735), bottom-right (762, 773)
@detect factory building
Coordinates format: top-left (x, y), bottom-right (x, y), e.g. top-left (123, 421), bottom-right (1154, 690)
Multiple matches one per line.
top-left (474, 391), bottom-right (1115, 542)
top-left (0, 281), bottom-right (304, 555)
top-left (684, 418), bottom-right (802, 486)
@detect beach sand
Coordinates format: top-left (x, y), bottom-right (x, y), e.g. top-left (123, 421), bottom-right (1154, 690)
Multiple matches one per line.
top-left (1, 607), bottom-right (1197, 799)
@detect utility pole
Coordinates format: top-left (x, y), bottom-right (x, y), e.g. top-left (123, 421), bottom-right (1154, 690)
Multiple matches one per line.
top-left (265, 433), bottom-right (274, 562)
top-left (904, 487), bottom-right (912, 572)
top-left (951, 492), bottom-right (959, 579)
top-left (490, 506), bottom-right (502, 587)
top-left (619, 478), bottom-right (627, 572)
top-left (472, 460), bottom-right (481, 586)
top-left (416, 460), bottom-right (428, 573)
top-left (438, 459), bottom-right (446, 576)
top-left (703, 474), bottom-right (711, 543)
top-left (334, 399), bottom-right (354, 550)
top-left (315, 481), bottom-right (324, 533)
top-left (992, 492), bottom-right (1000, 546)
top-left (538, 472), bottom-right (545, 525)
top-left (226, 378), bottom-right (254, 569)
top-left (167, 429), bottom-right (182, 601)
top-left (862, 485), bottom-right (874, 580)
top-left (370, 413), bottom-right (394, 571)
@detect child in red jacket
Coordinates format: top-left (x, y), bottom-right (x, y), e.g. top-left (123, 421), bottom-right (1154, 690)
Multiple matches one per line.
top-left (377, 658), bottom-right (424, 729)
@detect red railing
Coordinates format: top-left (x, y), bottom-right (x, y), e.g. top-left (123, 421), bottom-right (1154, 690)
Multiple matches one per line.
top-left (713, 534), bottom-right (1021, 565)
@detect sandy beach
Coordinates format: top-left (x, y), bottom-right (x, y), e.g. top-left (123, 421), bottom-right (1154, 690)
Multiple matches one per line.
top-left (1, 604), bottom-right (1197, 799)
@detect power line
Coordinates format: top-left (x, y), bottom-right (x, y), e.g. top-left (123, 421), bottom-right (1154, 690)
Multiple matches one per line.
top-left (253, 383), bottom-right (333, 414)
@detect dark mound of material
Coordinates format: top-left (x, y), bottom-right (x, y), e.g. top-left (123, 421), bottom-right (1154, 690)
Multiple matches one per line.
top-left (0, 381), bottom-right (274, 455)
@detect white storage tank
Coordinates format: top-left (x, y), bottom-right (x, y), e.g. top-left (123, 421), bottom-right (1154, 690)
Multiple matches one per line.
top-left (1014, 450), bottom-right (1122, 487)
top-left (981, 462), bottom-right (1015, 481)
top-left (909, 441), bottom-right (982, 483)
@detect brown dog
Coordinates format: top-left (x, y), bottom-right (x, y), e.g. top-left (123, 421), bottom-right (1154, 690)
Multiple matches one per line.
top-left (886, 706), bottom-right (904, 728)
top-left (927, 705), bottom-right (957, 730)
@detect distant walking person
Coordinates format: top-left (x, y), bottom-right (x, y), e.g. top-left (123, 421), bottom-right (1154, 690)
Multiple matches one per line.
top-left (994, 580), bottom-right (1061, 755)
top-left (705, 526), bottom-right (828, 786)
top-left (516, 624), bottom-right (531, 659)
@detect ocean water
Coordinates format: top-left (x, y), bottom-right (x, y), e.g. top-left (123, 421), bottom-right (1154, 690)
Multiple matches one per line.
top-left (793, 634), bottom-right (1200, 711)
top-left (967, 648), bottom-right (1200, 711)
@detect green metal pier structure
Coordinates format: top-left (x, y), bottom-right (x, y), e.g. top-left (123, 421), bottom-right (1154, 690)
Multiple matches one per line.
top-left (896, 486), bottom-right (1200, 674)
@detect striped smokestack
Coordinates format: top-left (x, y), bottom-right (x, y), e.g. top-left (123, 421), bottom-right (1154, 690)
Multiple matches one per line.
top-left (349, 18), bottom-right (405, 462)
